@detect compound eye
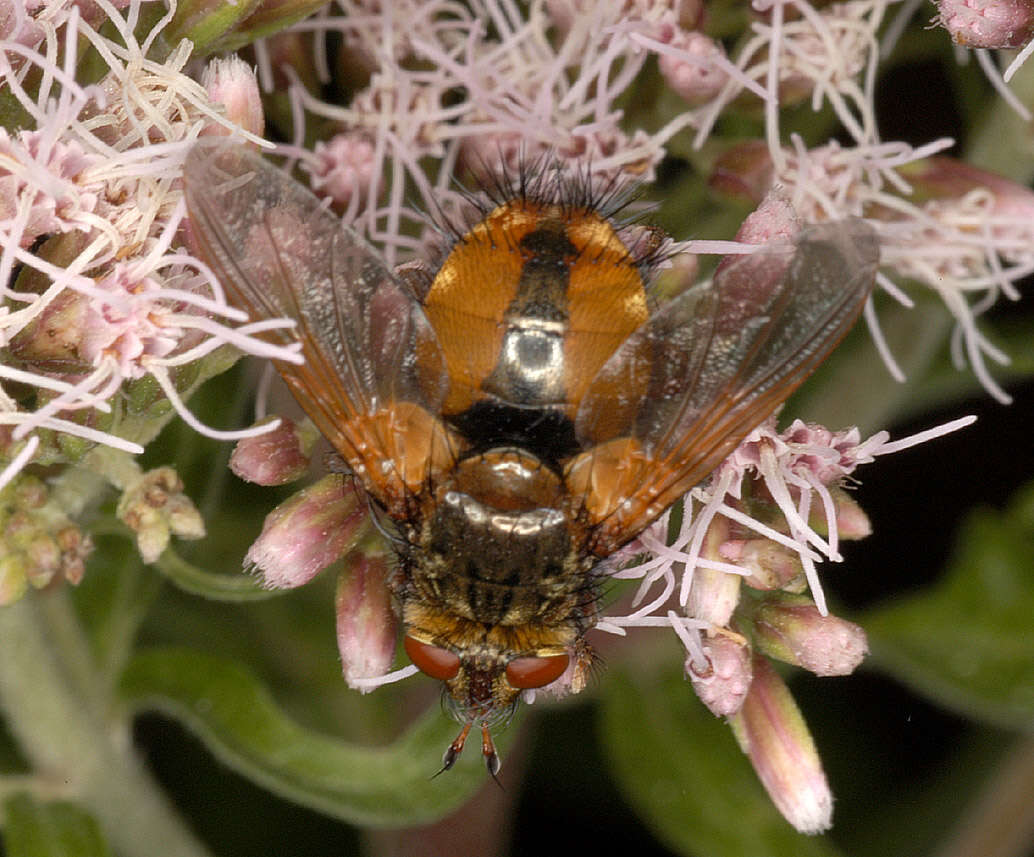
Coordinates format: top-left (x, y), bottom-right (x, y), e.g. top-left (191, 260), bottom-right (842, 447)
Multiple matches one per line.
top-left (404, 635), bottom-right (461, 681)
top-left (505, 653), bottom-right (570, 689)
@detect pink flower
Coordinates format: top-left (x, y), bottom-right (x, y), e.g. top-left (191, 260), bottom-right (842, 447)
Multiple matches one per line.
top-left (0, 129), bottom-right (102, 248)
top-left (80, 265), bottom-right (183, 380)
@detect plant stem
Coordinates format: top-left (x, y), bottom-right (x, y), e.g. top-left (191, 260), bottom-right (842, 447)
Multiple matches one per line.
top-left (0, 590), bottom-right (214, 857)
top-left (933, 733), bottom-right (1034, 857)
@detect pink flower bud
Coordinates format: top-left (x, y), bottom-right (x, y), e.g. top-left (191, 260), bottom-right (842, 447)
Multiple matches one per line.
top-left (730, 655), bottom-right (833, 834)
top-left (709, 140), bottom-right (775, 205)
top-left (720, 538), bottom-right (803, 590)
top-left (688, 633), bottom-right (753, 716)
top-left (753, 594), bottom-right (868, 677)
top-left (544, 0), bottom-right (590, 39)
top-left (658, 28), bottom-right (729, 106)
top-left (201, 56), bottom-right (265, 138)
top-left (734, 192), bottom-right (801, 244)
top-left (687, 516), bottom-right (741, 625)
top-left (246, 474), bottom-right (369, 589)
top-left (229, 417), bottom-right (316, 486)
top-left (687, 566), bottom-right (742, 626)
top-left (308, 131), bottom-right (380, 209)
top-left (830, 489), bottom-right (871, 541)
top-left (901, 156), bottom-right (1034, 222)
top-left (336, 548), bottom-right (397, 690)
top-left (936, 0), bottom-right (1034, 48)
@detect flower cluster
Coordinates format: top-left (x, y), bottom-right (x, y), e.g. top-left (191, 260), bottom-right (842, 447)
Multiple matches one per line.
top-left (0, 6), bottom-right (297, 502)
top-left (2, 0), bottom-right (1028, 837)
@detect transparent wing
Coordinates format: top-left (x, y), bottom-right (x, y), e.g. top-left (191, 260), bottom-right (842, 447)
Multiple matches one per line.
top-left (183, 140), bottom-right (456, 512)
top-left (569, 219), bottom-right (880, 553)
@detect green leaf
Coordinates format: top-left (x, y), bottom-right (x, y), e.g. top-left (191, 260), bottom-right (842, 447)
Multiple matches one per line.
top-left (162, 0), bottom-right (263, 57)
top-left (118, 648), bottom-right (501, 827)
top-left (864, 483), bottom-right (1034, 730)
top-left (599, 665), bottom-right (844, 857)
top-left (214, 1), bottom-right (334, 54)
top-left (2, 793), bottom-right (113, 857)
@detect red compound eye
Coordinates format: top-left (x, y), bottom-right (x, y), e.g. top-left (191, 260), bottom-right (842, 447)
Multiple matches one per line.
top-left (505, 653), bottom-right (570, 689)
top-left (404, 635), bottom-right (461, 681)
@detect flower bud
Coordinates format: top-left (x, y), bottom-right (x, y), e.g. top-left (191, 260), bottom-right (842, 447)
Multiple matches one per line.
top-left (0, 553), bottom-right (28, 606)
top-left (0, 1), bottom-right (44, 49)
top-left (730, 655), bottom-right (833, 834)
top-left (752, 593), bottom-right (868, 677)
top-left (687, 566), bottom-right (741, 626)
top-left (688, 633), bottom-right (753, 716)
top-left (201, 56), bottom-right (264, 138)
top-left (658, 28), bottom-right (728, 106)
top-left (308, 131), bottom-right (380, 210)
top-left (5, 288), bottom-right (91, 372)
top-left (55, 526), bottom-right (90, 585)
top-left (733, 192), bottom-right (801, 244)
top-left (720, 538), bottom-right (803, 590)
top-left (336, 547), bottom-right (397, 690)
top-left (246, 474), bottom-right (369, 589)
top-left (687, 516), bottom-right (740, 625)
top-left (709, 140), bottom-right (775, 205)
top-left (229, 417), bottom-right (316, 486)
top-left (24, 534), bottom-right (61, 587)
top-left (900, 156), bottom-right (1034, 229)
top-left (117, 467), bottom-right (205, 564)
top-left (829, 489), bottom-right (871, 541)
top-left (0, 474), bottom-right (93, 602)
top-left (936, 0), bottom-right (1034, 48)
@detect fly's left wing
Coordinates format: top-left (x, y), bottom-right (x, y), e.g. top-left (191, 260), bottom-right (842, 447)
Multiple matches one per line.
top-left (183, 140), bottom-right (460, 518)
top-left (566, 219), bottom-right (880, 555)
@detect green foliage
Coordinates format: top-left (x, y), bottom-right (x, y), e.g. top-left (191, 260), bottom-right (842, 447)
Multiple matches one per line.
top-left (865, 483), bottom-right (1034, 731)
top-left (119, 649), bottom-right (496, 827)
top-left (600, 666), bottom-right (844, 857)
top-left (2, 794), bottom-right (113, 857)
